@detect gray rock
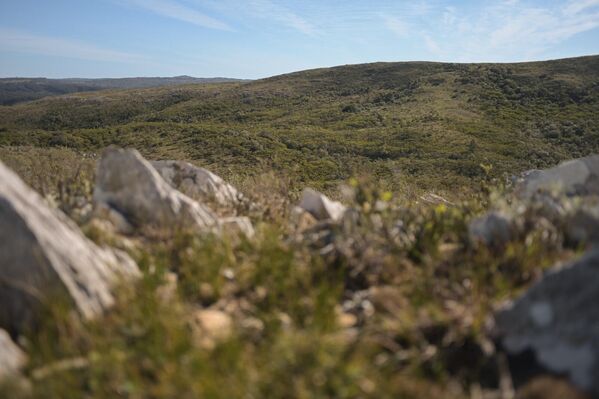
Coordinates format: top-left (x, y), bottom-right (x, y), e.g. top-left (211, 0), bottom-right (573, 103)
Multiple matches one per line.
top-left (151, 160), bottom-right (247, 209)
top-left (517, 155), bottom-right (599, 198)
top-left (0, 161), bottom-right (140, 334)
top-left (494, 249), bottom-right (599, 396)
top-left (0, 329), bottom-right (26, 380)
top-left (566, 205), bottom-right (599, 247)
top-left (220, 216), bottom-right (255, 238)
top-left (469, 212), bottom-right (514, 248)
top-left (298, 188), bottom-right (346, 222)
top-left (94, 148), bottom-right (219, 232)
top-left (92, 202), bottom-right (134, 235)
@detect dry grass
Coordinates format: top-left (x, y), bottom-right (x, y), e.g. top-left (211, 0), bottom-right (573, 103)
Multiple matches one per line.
top-left (0, 147), bottom-right (585, 398)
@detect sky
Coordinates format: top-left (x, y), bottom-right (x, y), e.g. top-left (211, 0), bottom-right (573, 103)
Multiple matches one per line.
top-left (0, 0), bottom-right (598, 79)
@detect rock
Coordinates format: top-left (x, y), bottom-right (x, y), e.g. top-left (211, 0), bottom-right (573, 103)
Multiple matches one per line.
top-left (565, 205), bottom-right (599, 248)
top-left (298, 188), bottom-right (346, 222)
top-left (151, 160), bottom-right (247, 209)
top-left (0, 329), bottom-right (26, 380)
top-left (94, 148), bottom-right (219, 232)
top-left (335, 306), bottom-right (358, 328)
top-left (190, 309), bottom-right (233, 349)
top-left (220, 216), bottom-right (255, 238)
top-left (517, 155), bottom-right (599, 198)
top-left (420, 193), bottom-right (454, 206)
top-left (290, 206), bottom-right (318, 232)
top-left (0, 161), bottom-right (140, 334)
top-left (469, 212), bottom-right (514, 248)
top-left (92, 202), bottom-right (134, 235)
top-left (494, 249), bottom-right (599, 396)
top-left (526, 193), bottom-right (567, 222)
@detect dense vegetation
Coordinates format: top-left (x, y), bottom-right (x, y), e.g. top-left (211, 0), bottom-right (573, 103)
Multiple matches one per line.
top-left (0, 56), bottom-right (598, 398)
top-left (0, 146), bottom-right (581, 399)
top-left (1, 55), bottom-right (598, 196)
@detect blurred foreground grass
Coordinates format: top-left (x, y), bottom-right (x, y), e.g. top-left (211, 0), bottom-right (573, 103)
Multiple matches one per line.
top-left (0, 147), bottom-right (579, 399)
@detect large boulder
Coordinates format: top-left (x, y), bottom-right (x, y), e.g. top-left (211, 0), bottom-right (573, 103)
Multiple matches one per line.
top-left (494, 249), bottom-right (599, 396)
top-left (0, 161), bottom-right (139, 335)
top-left (298, 188), bottom-right (347, 222)
top-left (0, 329), bottom-right (26, 380)
top-left (517, 155), bottom-right (599, 198)
top-left (151, 160), bottom-right (247, 209)
top-left (94, 148), bottom-right (219, 232)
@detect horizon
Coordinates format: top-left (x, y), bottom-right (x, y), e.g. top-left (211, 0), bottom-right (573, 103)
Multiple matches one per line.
top-left (1, 53), bottom-right (599, 80)
top-left (1, 1), bottom-right (599, 79)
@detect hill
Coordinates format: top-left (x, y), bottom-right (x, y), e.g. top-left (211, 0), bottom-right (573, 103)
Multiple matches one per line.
top-left (1, 56), bottom-right (599, 399)
top-left (0, 76), bottom-right (246, 106)
top-left (1, 55), bottom-right (598, 196)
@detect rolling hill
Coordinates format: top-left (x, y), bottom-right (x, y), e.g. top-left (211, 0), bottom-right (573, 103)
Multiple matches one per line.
top-left (1, 56), bottom-right (599, 399)
top-left (1, 55), bottom-right (598, 195)
top-left (0, 76), bottom-right (247, 106)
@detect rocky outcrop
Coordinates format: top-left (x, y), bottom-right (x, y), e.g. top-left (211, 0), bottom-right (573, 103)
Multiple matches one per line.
top-left (0, 160), bottom-right (139, 335)
top-left (298, 188), bottom-right (346, 222)
top-left (470, 155), bottom-right (599, 250)
top-left (516, 155), bottom-right (599, 198)
top-left (0, 329), bottom-right (26, 380)
top-left (94, 148), bottom-right (220, 232)
top-left (151, 160), bottom-right (247, 209)
top-left (494, 249), bottom-right (599, 396)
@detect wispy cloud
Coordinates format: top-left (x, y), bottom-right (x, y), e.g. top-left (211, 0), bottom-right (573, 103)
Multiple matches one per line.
top-left (422, 0), bottom-right (599, 61)
top-left (0, 29), bottom-right (143, 63)
top-left (563, 0), bottom-right (599, 16)
top-left (118, 0), bottom-right (233, 31)
top-left (199, 0), bottom-right (318, 36)
top-left (245, 0), bottom-right (318, 35)
top-left (423, 34), bottom-right (441, 55)
top-left (487, 4), bottom-right (599, 49)
top-left (383, 15), bottom-right (409, 38)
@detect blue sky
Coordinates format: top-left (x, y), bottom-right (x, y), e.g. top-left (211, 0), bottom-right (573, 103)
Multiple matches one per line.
top-left (1, 0), bottom-right (598, 79)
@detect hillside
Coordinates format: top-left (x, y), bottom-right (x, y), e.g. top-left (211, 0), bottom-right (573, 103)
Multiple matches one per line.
top-left (1, 55), bottom-right (598, 196)
top-left (0, 76), bottom-right (246, 106)
top-left (1, 56), bottom-right (599, 399)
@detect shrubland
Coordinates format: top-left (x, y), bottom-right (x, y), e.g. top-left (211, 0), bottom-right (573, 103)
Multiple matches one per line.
top-left (0, 145), bottom-right (584, 399)
top-left (1, 56), bottom-right (598, 194)
top-left (1, 55), bottom-right (598, 398)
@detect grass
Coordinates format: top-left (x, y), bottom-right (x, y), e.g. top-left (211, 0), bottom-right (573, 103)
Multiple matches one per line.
top-left (1, 55), bottom-right (597, 398)
top-left (0, 147), bottom-right (582, 398)
top-left (1, 56), bottom-right (598, 195)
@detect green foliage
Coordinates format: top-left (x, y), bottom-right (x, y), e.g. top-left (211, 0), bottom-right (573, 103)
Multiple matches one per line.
top-left (1, 56), bottom-right (598, 195)
top-left (0, 151), bottom-right (581, 398)
top-left (0, 56), bottom-right (597, 398)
